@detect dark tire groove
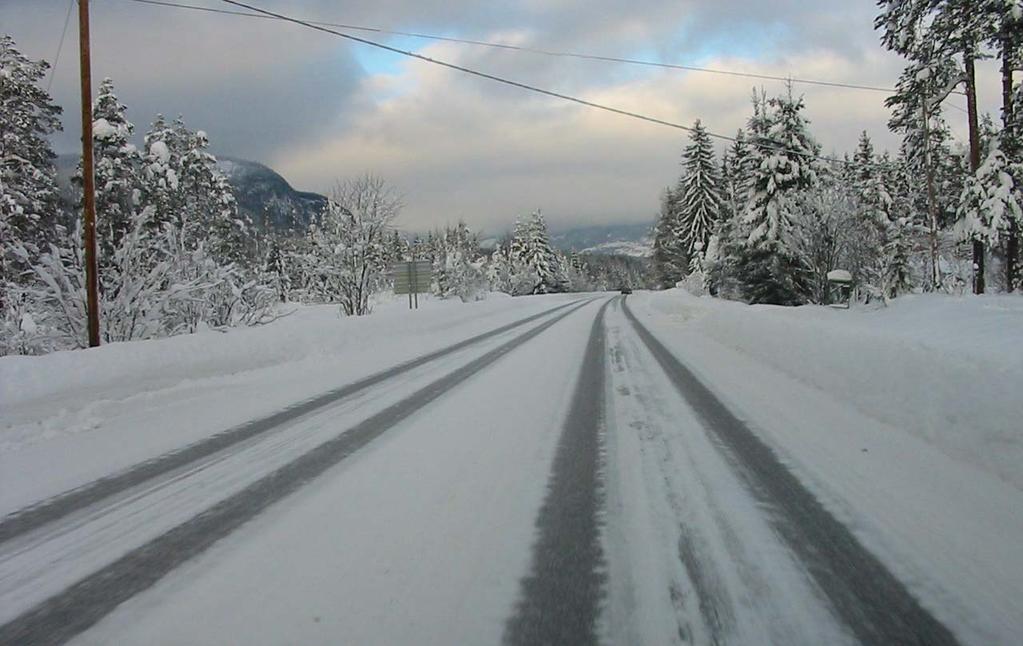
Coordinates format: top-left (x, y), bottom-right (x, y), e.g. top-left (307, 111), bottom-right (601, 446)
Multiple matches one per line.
top-left (0, 299), bottom-right (584, 546)
top-left (622, 300), bottom-right (960, 646)
top-left (503, 298), bottom-right (613, 646)
top-left (0, 299), bottom-right (594, 646)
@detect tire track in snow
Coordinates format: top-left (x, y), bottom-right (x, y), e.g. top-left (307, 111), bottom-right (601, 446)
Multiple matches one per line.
top-left (0, 299), bottom-right (585, 546)
top-left (0, 299), bottom-right (597, 646)
top-left (622, 300), bottom-right (960, 646)
top-left (503, 298), bottom-right (613, 646)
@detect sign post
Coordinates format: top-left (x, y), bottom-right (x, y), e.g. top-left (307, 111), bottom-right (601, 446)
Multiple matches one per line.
top-left (391, 260), bottom-right (433, 309)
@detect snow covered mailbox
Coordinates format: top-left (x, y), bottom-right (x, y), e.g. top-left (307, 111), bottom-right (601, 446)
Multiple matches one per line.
top-left (826, 269), bottom-right (853, 309)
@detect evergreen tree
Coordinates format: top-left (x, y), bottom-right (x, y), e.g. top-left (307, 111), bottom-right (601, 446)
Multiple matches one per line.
top-left (850, 131), bottom-right (904, 296)
top-left (956, 141), bottom-right (1023, 252)
top-left (142, 114), bottom-right (185, 230)
top-left (737, 86), bottom-right (822, 304)
top-left (723, 129), bottom-right (754, 219)
top-left (510, 210), bottom-right (565, 294)
top-left (879, 151), bottom-right (915, 297)
top-left (675, 120), bottom-right (722, 256)
top-left (0, 35), bottom-right (63, 287)
top-left (651, 187), bottom-right (686, 287)
top-left (431, 221), bottom-right (486, 301)
top-left (74, 78), bottom-right (144, 265)
top-left (141, 116), bottom-right (249, 266)
top-left (986, 0), bottom-right (1023, 289)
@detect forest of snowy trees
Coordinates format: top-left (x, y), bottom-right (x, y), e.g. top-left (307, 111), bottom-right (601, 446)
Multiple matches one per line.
top-left (0, 35), bottom-right (648, 356)
top-left (653, 1), bottom-right (1022, 305)
top-left (4, 0), bottom-right (1020, 355)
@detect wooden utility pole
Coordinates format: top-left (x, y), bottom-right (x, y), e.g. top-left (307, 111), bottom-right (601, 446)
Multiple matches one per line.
top-left (78, 0), bottom-right (101, 346)
top-left (964, 49), bottom-right (985, 294)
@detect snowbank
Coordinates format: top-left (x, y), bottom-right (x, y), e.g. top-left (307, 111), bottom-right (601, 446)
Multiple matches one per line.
top-left (638, 290), bottom-right (1023, 490)
top-left (0, 294), bottom-right (517, 409)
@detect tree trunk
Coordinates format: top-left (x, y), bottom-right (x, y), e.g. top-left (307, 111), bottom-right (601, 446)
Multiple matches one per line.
top-left (1002, 37), bottom-right (1018, 292)
top-left (921, 101), bottom-right (941, 291)
top-left (964, 48), bottom-right (985, 294)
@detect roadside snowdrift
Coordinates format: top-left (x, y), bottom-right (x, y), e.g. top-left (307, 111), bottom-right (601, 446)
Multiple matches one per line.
top-left (0, 293), bottom-right (522, 411)
top-left (639, 290), bottom-right (1023, 490)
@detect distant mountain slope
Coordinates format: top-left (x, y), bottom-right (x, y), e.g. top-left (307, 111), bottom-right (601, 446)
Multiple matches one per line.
top-left (55, 154), bottom-right (327, 232)
top-left (551, 222), bottom-right (653, 257)
top-left (216, 157), bottom-right (327, 231)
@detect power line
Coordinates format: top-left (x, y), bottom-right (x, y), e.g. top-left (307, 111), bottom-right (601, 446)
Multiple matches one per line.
top-left (123, 0), bottom-right (903, 96)
top-left (123, 0), bottom-right (969, 116)
top-left (47, 0), bottom-right (75, 93)
top-left (214, 1), bottom-right (720, 133)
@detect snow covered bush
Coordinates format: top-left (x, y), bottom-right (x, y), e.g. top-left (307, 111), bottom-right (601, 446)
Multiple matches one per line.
top-left (302, 175), bottom-right (399, 316)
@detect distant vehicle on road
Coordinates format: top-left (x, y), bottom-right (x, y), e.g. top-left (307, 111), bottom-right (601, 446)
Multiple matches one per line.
top-left (620, 287), bottom-right (633, 295)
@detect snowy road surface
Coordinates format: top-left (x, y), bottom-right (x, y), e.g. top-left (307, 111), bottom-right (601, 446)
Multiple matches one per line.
top-left (0, 293), bottom-right (1018, 645)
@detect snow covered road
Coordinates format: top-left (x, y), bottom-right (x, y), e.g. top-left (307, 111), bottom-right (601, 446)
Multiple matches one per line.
top-left (0, 297), bottom-right (594, 643)
top-left (608, 299), bottom-right (955, 645)
top-left (1, 292), bottom-right (1014, 644)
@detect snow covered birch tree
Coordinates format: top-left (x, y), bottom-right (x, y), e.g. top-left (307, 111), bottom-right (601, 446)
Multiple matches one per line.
top-left (307, 175), bottom-right (400, 316)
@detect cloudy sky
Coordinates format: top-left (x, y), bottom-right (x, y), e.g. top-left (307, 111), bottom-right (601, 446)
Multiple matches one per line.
top-left (1, 0), bottom-right (1004, 234)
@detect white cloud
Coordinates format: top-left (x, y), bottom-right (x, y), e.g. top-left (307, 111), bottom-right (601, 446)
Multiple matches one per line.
top-left (2, 0), bottom-right (1007, 234)
top-left (274, 37), bottom-right (916, 233)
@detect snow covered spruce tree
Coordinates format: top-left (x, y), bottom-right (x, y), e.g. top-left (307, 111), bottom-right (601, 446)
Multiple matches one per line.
top-left (485, 242), bottom-right (535, 296)
top-left (674, 120), bottom-right (722, 292)
top-left (510, 210), bottom-right (566, 294)
top-left (305, 175), bottom-right (399, 316)
top-left (143, 116), bottom-right (251, 265)
top-left (956, 141), bottom-right (1023, 268)
top-left (850, 131), bottom-right (912, 299)
top-left (80, 78), bottom-right (144, 262)
top-left (675, 120), bottom-right (722, 256)
top-left (0, 36), bottom-right (65, 354)
top-left (878, 151), bottom-right (915, 297)
top-left (722, 129), bottom-right (754, 220)
top-left (988, 0), bottom-right (1023, 290)
top-left (651, 188), bottom-right (686, 288)
top-left (137, 115), bottom-right (274, 331)
top-left (431, 222), bottom-right (488, 302)
top-left (705, 130), bottom-right (755, 297)
top-left (1, 36), bottom-right (62, 297)
top-left (737, 86), bottom-right (823, 304)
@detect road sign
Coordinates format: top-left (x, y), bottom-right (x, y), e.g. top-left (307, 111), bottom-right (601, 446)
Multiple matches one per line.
top-left (391, 261), bottom-right (433, 294)
top-left (391, 261), bottom-right (433, 309)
